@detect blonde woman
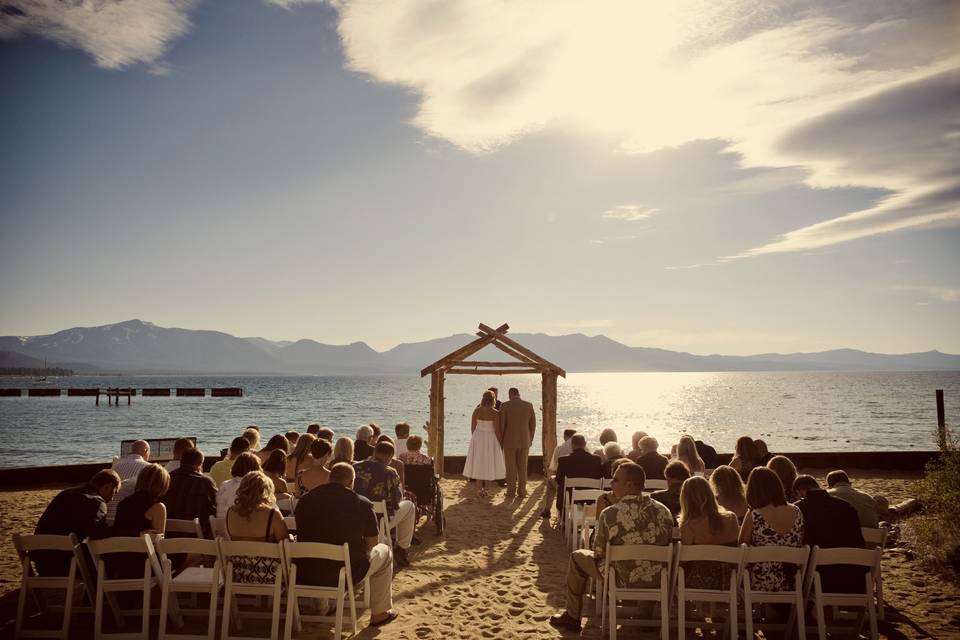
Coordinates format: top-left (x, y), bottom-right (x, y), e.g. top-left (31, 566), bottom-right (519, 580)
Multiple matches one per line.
top-left (676, 435), bottom-right (706, 476)
top-left (709, 465), bottom-right (750, 521)
top-left (286, 433), bottom-right (316, 480)
top-left (679, 476), bottom-right (740, 589)
top-left (330, 437), bottom-right (355, 467)
top-left (242, 427), bottom-right (261, 452)
top-left (225, 471), bottom-right (289, 583)
top-left (114, 462), bottom-right (170, 536)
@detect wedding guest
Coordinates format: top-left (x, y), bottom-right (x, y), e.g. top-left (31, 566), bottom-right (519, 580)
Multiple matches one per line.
top-left (694, 438), bottom-right (720, 469)
top-left (600, 442), bottom-right (625, 478)
top-left (106, 477), bottom-right (136, 524)
top-left (370, 423), bottom-right (382, 442)
top-left (354, 441), bottom-right (416, 567)
top-left (678, 476), bottom-right (740, 589)
top-left (225, 471), bottom-right (289, 583)
top-left (377, 434), bottom-right (406, 486)
top-left (626, 430), bottom-right (649, 462)
top-left (331, 437), bottom-right (355, 467)
top-left (398, 435), bottom-right (432, 466)
top-left (739, 467), bottom-right (804, 592)
top-left (285, 431), bottom-right (300, 446)
top-left (827, 470), bottom-right (882, 528)
top-left (635, 436), bottom-right (669, 480)
top-left (549, 463), bottom-right (673, 632)
top-left (555, 435), bottom-right (602, 514)
top-left (540, 429), bottom-right (577, 519)
top-left (286, 433), bottom-right (316, 480)
top-left (296, 463), bottom-right (398, 627)
top-left (594, 458), bottom-right (633, 515)
top-left (730, 436), bottom-right (761, 482)
top-left (216, 452), bottom-right (263, 517)
top-left (306, 424), bottom-right (321, 437)
top-left (652, 460), bottom-right (690, 518)
top-left (257, 434), bottom-right (291, 464)
top-left (112, 440), bottom-right (151, 480)
top-left (262, 450), bottom-right (291, 496)
top-left (210, 437), bottom-right (251, 488)
top-left (676, 435), bottom-right (706, 476)
top-left (297, 438), bottom-right (333, 495)
top-left (593, 428), bottom-right (618, 456)
top-left (354, 425), bottom-right (376, 461)
top-left (394, 422), bottom-right (411, 450)
top-left (163, 447), bottom-right (217, 536)
top-left (241, 427), bottom-right (261, 452)
top-left (316, 427), bottom-right (335, 442)
top-left (710, 465), bottom-right (750, 522)
top-left (767, 455), bottom-right (799, 502)
top-left (113, 463), bottom-right (170, 536)
top-left (165, 438), bottom-right (195, 473)
top-left (34, 470), bottom-right (119, 575)
top-left (756, 439), bottom-right (775, 465)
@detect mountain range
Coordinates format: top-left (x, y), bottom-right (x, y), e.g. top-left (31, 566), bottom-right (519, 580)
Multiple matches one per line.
top-left (1, 319), bottom-right (958, 375)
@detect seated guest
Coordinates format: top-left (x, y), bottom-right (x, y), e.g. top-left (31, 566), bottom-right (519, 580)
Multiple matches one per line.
top-left (694, 438), bottom-right (719, 469)
top-left (739, 467), bottom-right (804, 592)
top-left (286, 433), bottom-right (316, 480)
top-left (398, 435), bottom-right (432, 466)
top-left (106, 476), bottom-right (137, 524)
top-left (378, 434), bottom-right (406, 486)
top-left (217, 453), bottom-right (263, 517)
top-left (370, 423), bottom-right (382, 441)
top-left (555, 434), bottom-right (602, 515)
top-left (163, 447), bottom-right (217, 536)
top-left (756, 439), bottom-right (775, 465)
top-left (354, 441), bottom-right (416, 567)
top-left (316, 427), bottom-right (335, 442)
top-left (595, 458), bottom-right (634, 515)
top-left (730, 436), bottom-right (761, 482)
top-left (710, 465), bottom-right (750, 522)
top-left (827, 470), bottom-right (883, 528)
top-left (592, 428), bottom-right (618, 456)
top-left (635, 436), bottom-right (669, 480)
top-left (113, 463), bottom-right (170, 536)
top-left (394, 422), bottom-right (411, 451)
top-left (241, 427), bottom-right (261, 453)
top-left (165, 438), bottom-right (195, 473)
top-left (285, 431), bottom-right (300, 446)
top-left (600, 442), bottom-right (624, 478)
top-left (676, 435), bottom-right (706, 476)
top-left (210, 437), bottom-right (251, 488)
top-left (540, 429), bottom-right (577, 519)
top-left (354, 425), bottom-right (376, 461)
top-left (263, 450), bottom-right (291, 496)
top-left (767, 455), bottom-right (799, 502)
top-left (34, 470), bottom-right (120, 575)
top-left (306, 424), bottom-right (321, 437)
top-left (225, 471), bottom-right (289, 583)
top-left (331, 437), bottom-right (355, 466)
top-left (257, 434), bottom-right (291, 464)
top-left (549, 463), bottom-right (673, 632)
top-left (794, 474), bottom-right (866, 593)
top-left (296, 463), bottom-right (398, 627)
top-left (678, 476), bottom-right (740, 589)
top-left (652, 460), bottom-right (690, 518)
top-left (112, 440), bottom-right (151, 480)
top-left (297, 438), bottom-right (333, 496)
top-left (626, 430), bottom-right (649, 462)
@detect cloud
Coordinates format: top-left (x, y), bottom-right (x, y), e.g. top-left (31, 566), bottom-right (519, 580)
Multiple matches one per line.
top-left (602, 204), bottom-right (658, 221)
top-left (0, 0), bottom-right (197, 69)
top-left (895, 285), bottom-right (960, 303)
top-left (325, 0), bottom-right (960, 253)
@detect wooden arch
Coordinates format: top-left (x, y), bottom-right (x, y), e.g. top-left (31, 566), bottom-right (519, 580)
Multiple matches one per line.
top-left (420, 323), bottom-right (567, 476)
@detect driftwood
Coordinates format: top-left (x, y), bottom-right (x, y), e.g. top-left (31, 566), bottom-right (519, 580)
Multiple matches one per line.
top-left (892, 498), bottom-right (922, 517)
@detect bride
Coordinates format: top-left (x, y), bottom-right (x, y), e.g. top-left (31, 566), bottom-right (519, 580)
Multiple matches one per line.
top-left (463, 390), bottom-right (506, 498)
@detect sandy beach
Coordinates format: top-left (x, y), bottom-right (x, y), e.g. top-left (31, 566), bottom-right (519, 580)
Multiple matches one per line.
top-left (1, 471), bottom-right (958, 639)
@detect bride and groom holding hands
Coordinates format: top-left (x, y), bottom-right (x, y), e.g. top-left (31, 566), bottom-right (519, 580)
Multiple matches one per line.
top-left (463, 387), bottom-right (537, 499)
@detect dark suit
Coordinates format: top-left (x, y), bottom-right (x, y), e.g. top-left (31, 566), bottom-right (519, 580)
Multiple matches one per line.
top-left (636, 451), bottom-right (669, 480)
top-left (34, 484), bottom-right (109, 575)
top-left (694, 440), bottom-right (719, 469)
top-left (797, 490), bottom-right (867, 593)
top-left (556, 448), bottom-right (602, 512)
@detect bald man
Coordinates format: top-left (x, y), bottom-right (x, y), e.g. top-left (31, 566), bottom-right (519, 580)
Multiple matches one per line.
top-left (111, 440), bottom-right (151, 480)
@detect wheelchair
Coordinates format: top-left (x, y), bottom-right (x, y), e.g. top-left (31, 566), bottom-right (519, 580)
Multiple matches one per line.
top-left (404, 463), bottom-right (445, 535)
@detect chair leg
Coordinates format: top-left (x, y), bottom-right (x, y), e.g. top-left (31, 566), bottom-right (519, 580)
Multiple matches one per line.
top-left (876, 571), bottom-right (885, 622)
top-left (661, 598), bottom-right (669, 640)
top-left (795, 592), bottom-right (805, 640)
top-left (607, 587), bottom-right (616, 640)
top-left (220, 580), bottom-right (232, 640)
top-left (283, 587), bottom-right (296, 640)
top-left (814, 580), bottom-right (826, 640)
top-left (270, 587), bottom-right (281, 640)
top-left (730, 591), bottom-right (738, 640)
top-left (158, 586), bottom-right (169, 640)
top-left (677, 588), bottom-right (685, 640)
top-left (14, 580), bottom-right (28, 639)
top-left (141, 583), bottom-right (151, 640)
top-left (94, 575), bottom-right (105, 640)
top-left (61, 577), bottom-right (76, 640)
top-left (208, 586), bottom-right (219, 640)
top-left (334, 585), bottom-right (345, 640)
top-left (742, 586), bottom-right (753, 640)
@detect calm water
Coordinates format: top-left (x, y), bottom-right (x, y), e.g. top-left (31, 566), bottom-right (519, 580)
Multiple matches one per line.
top-left (0, 371), bottom-right (956, 468)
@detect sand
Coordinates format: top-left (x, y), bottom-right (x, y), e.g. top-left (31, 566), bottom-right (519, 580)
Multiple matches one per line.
top-left (1, 471), bottom-right (958, 639)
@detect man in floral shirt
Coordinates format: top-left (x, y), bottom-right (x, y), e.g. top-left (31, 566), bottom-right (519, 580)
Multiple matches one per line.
top-left (549, 462), bottom-right (673, 631)
top-left (354, 441), bottom-right (416, 566)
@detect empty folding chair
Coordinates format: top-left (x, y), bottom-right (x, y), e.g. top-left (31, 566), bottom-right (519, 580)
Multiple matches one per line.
top-left (86, 535), bottom-right (162, 640)
top-left (568, 489), bottom-right (603, 550)
top-left (13, 533), bottom-right (82, 639)
top-left (561, 478), bottom-right (602, 537)
top-left (601, 543), bottom-right (674, 640)
top-left (157, 537), bottom-right (222, 640)
top-left (861, 526), bottom-right (889, 620)
top-left (808, 546), bottom-right (881, 640)
top-left (218, 539), bottom-right (285, 640)
top-left (282, 541), bottom-right (362, 640)
top-left (675, 543), bottom-right (743, 640)
top-left (741, 545), bottom-right (810, 640)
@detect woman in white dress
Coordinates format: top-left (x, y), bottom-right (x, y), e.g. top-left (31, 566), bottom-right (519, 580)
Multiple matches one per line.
top-left (463, 390), bottom-right (506, 498)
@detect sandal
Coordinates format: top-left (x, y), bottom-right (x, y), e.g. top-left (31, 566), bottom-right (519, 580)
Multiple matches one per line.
top-left (370, 610), bottom-right (399, 627)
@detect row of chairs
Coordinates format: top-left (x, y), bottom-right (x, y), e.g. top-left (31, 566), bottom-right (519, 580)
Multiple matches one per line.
top-left (594, 541), bottom-right (881, 640)
top-left (14, 532), bottom-right (369, 640)
top-left (561, 477), bottom-right (669, 548)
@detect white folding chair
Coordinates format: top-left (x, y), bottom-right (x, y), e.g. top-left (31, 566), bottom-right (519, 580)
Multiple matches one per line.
top-left (675, 543), bottom-right (743, 640)
top-left (282, 541), bottom-right (361, 640)
top-left (645, 479), bottom-right (668, 491)
top-left (371, 501), bottom-right (393, 546)
top-left (217, 539), bottom-right (285, 640)
top-left (282, 517), bottom-right (297, 536)
top-left (601, 478), bottom-right (614, 491)
top-left (157, 537), bottom-right (222, 640)
top-left (601, 543), bottom-right (674, 640)
top-left (568, 489), bottom-right (603, 550)
top-left (13, 533), bottom-right (82, 639)
top-left (861, 526), bottom-right (888, 620)
top-left (275, 497), bottom-right (296, 516)
top-left (208, 517), bottom-right (229, 541)
top-left (86, 535), bottom-right (162, 640)
top-left (808, 546), bottom-right (880, 640)
top-left (741, 545), bottom-right (810, 640)
top-left (561, 478), bottom-right (602, 537)
top-left (166, 519), bottom-right (204, 539)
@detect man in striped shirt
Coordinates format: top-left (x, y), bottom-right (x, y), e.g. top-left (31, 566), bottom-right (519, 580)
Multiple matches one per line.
top-left (111, 440), bottom-right (151, 480)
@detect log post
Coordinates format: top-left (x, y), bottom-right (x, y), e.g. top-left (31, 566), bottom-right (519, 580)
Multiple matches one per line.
top-left (541, 371), bottom-right (558, 475)
top-left (936, 389), bottom-right (946, 451)
top-left (436, 373), bottom-right (446, 478)
top-left (428, 372), bottom-right (440, 461)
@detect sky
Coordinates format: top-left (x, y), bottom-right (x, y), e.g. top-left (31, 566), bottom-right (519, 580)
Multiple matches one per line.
top-left (0, 0), bottom-right (958, 355)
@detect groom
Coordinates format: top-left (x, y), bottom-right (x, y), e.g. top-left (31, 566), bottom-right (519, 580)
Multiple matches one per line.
top-left (500, 387), bottom-right (536, 499)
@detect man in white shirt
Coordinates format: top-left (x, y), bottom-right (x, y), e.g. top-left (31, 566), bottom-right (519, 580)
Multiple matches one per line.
top-left (540, 429), bottom-right (577, 519)
top-left (111, 440), bottom-right (151, 480)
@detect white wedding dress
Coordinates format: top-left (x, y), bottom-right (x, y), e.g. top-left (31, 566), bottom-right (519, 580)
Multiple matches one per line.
top-left (462, 419), bottom-right (506, 481)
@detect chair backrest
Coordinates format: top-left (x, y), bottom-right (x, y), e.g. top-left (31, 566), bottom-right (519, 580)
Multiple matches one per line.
top-left (742, 545), bottom-right (809, 568)
top-left (566, 477), bottom-right (602, 491)
top-left (601, 478), bottom-right (614, 490)
top-left (676, 542), bottom-right (743, 564)
top-left (209, 516), bottom-right (229, 540)
top-left (811, 545), bottom-right (879, 569)
top-left (87, 535), bottom-right (157, 580)
top-left (166, 518), bottom-right (202, 538)
top-left (608, 543), bottom-right (674, 563)
top-left (861, 527), bottom-right (887, 548)
top-left (571, 488), bottom-right (603, 504)
top-left (14, 533), bottom-right (78, 555)
top-left (157, 536), bottom-right (219, 558)
top-left (645, 479), bottom-right (668, 491)
top-left (276, 496), bottom-right (296, 514)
